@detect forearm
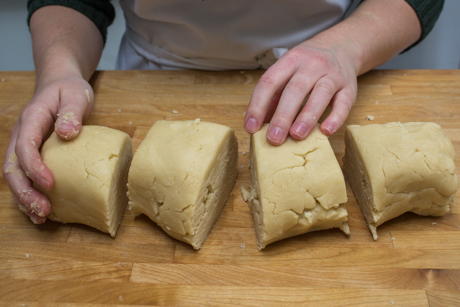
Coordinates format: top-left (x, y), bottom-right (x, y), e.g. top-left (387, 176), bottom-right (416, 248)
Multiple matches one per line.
top-left (308, 0), bottom-right (422, 76)
top-left (30, 5), bottom-right (103, 88)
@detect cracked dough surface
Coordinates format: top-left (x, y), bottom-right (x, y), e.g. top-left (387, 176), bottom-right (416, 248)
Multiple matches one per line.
top-left (343, 122), bottom-right (459, 240)
top-left (38, 126), bottom-right (133, 236)
top-left (248, 124), bottom-right (349, 250)
top-left (127, 120), bottom-right (238, 249)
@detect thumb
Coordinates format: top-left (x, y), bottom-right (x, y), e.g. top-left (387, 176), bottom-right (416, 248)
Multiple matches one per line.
top-left (55, 86), bottom-right (94, 140)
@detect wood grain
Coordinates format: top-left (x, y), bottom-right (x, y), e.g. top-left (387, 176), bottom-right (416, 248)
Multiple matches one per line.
top-left (1, 69), bottom-right (460, 306)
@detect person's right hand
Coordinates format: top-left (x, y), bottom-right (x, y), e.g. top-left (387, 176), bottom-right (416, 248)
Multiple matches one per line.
top-left (2, 74), bottom-right (94, 224)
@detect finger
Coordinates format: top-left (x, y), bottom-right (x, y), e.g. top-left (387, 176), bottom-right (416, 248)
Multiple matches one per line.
top-left (289, 75), bottom-right (341, 140)
top-left (4, 124), bottom-right (51, 223)
top-left (320, 88), bottom-right (356, 136)
top-left (55, 86), bottom-right (94, 140)
top-left (265, 73), bottom-right (317, 145)
top-left (15, 103), bottom-right (56, 191)
top-left (17, 202), bottom-right (47, 224)
top-left (244, 60), bottom-right (296, 134)
top-left (263, 91), bottom-right (282, 123)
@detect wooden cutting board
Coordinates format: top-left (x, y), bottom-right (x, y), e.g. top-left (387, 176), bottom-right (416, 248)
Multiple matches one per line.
top-left (0, 69), bottom-right (459, 306)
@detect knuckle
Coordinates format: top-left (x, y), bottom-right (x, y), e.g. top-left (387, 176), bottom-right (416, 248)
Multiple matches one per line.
top-left (285, 48), bottom-right (304, 60)
top-left (339, 93), bottom-right (355, 111)
top-left (272, 112), bottom-right (294, 128)
top-left (315, 80), bottom-right (335, 94)
top-left (298, 110), bottom-right (319, 123)
top-left (287, 80), bottom-right (306, 93)
top-left (258, 73), bottom-right (277, 89)
top-left (310, 55), bottom-right (330, 70)
top-left (19, 110), bottom-right (31, 124)
top-left (300, 110), bottom-right (317, 121)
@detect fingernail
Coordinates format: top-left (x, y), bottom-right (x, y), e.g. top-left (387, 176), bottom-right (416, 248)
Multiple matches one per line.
top-left (292, 122), bottom-right (308, 138)
top-left (56, 124), bottom-right (79, 140)
top-left (30, 200), bottom-right (43, 217)
top-left (322, 121), bottom-right (336, 135)
top-left (56, 112), bottom-right (81, 140)
top-left (267, 126), bottom-right (284, 144)
top-left (245, 117), bottom-right (258, 133)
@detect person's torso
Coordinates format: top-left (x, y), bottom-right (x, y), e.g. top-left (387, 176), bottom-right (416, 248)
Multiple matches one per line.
top-left (118, 0), bottom-right (352, 70)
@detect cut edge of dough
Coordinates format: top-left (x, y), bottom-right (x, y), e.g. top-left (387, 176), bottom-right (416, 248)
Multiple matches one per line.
top-left (343, 127), bottom-right (378, 239)
top-left (248, 136), bottom-right (265, 250)
top-left (107, 135), bottom-right (133, 237)
top-left (189, 132), bottom-right (239, 249)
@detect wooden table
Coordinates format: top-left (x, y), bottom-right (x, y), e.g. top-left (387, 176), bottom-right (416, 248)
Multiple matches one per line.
top-left (1, 70), bottom-right (459, 306)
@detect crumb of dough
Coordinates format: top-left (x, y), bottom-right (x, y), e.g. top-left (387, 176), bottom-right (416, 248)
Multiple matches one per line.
top-left (240, 243), bottom-right (246, 249)
top-left (172, 110), bottom-right (179, 114)
top-left (193, 118), bottom-right (201, 125)
top-left (62, 129), bottom-right (79, 140)
top-left (25, 253), bottom-right (29, 259)
top-left (432, 222), bottom-right (437, 226)
top-left (241, 186), bottom-right (250, 202)
top-left (1, 79), bottom-right (4, 82)
top-left (129, 122), bottom-right (132, 125)
top-left (365, 115), bottom-right (375, 121)
top-left (8, 152), bottom-right (19, 164)
top-left (240, 165), bottom-right (244, 168)
top-left (118, 296), bottom-right (123, 301)
top-left (62, 112), bottom-right (80, 125)
top-left (5, 165), bottom-right (24, 180)
top-left (118, 109), bottom-right (121, 112)
top-left (20, 189), bottom-right (32, 197)
top-left (368, 224), bottom-right (378, 241)
top-left (37, 108), bottom-right (45, 114)
top-left (242, 151), bottom-right (247, 155)
top-left (2, 227), bottom-right (5, 230)
top-left (85, 89), bottom-right (91, 103)
top-left (29, 200), bottom-right (45, 217)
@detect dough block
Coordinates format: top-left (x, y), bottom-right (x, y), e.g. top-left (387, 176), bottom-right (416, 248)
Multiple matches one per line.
top-left (248, 124), bottom-right (349, 250)
top-left (127, 120), bottom-right (238, 249)
top-left (38, 126), bottom-right (133, 236)
top-left (343, 122), bottom-right (459, 240)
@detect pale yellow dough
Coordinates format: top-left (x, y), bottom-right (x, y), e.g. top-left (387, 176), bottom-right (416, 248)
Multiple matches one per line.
top-left (248, 124), bottom-right (349, 250)
top-left (127, 120), bottom-right (238, 250)
top-left (343, 122), bottom-right (459, 240)
top-left (38, 126), bottom-right (133, 236)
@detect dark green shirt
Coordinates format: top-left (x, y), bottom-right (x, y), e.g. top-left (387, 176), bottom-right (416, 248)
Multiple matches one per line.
top-left (27, 0), bottom-right (444, 51)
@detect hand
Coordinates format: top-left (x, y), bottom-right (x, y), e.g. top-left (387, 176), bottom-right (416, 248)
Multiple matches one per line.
top-left (2, 75), bottom-right (94, 223)
top-left (244, 39), bottom-right (359, 145)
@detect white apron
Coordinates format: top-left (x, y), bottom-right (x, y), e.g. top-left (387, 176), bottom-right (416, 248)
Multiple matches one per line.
top-left (116, 0), bottom-right (352, 70)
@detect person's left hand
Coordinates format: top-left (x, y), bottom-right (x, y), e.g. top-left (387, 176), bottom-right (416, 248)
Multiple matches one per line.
top-left (244, 38), bottom-right (359, 145)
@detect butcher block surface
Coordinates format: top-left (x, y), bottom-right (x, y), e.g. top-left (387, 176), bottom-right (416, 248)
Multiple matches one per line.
top-left (0, 69), bottom-right (459, 306)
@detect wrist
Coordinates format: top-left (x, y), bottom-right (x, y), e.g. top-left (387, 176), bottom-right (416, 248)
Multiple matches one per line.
top-left (307, 0), bottom-right (421, 76)
top-left (34, 49), bottom-right (86, 90)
